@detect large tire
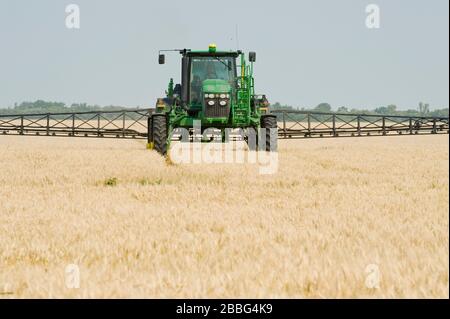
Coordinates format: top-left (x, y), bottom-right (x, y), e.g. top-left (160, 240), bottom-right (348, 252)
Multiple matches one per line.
top-left (261, 115), bottom-right (278, 152)
top-left (152, 115), bottom-right (168, 155)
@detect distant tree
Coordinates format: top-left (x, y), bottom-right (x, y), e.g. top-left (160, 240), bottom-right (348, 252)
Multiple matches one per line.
top-left (374, 104), bottom-right (397, 115)
top-left (350, 108), bottom-right (371, 114)
top-left (270, 102), bottom-right (295, 111)
top-left (404, 109), bottom-right (420, 116)
top-left (387, 104), bottom-right (397, 114)
top-left (314, 103), bottom-right (332, 113)
top-left (271, 102), bottom-right (282, 109)
top-left (337, 106), bottom-right (349, 113)
top-left (429, 108), bottom-right (449, 117)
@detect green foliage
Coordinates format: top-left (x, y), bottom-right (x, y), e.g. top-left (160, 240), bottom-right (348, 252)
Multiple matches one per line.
top-left (314, 103), bottom-right (332, 113)
top-left (1, 100), bottom-right (447, 119)
top-left (270, 101), bottom-right (448, 118)
top-left (270, 102), bottom-right (296, 111)
top-left (0, 100), bottom-right (136, 115)
top-left (337, 106), bottom-right (349, 113)
top-left (104, 177), bottom-right (118, 187)
top-left (374, 104), bottom-right (397, 115)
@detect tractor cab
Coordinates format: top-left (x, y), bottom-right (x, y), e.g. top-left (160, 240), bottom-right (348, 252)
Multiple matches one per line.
top-left (159, 45), bottom-right (240, 119)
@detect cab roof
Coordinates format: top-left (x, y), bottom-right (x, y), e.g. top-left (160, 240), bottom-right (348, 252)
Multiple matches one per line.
top-left (181, 49), bottom-right (241, 58)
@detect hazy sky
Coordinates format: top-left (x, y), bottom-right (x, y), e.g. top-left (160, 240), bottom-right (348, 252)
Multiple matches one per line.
top-left (0, 0), bottom-right (448, 110)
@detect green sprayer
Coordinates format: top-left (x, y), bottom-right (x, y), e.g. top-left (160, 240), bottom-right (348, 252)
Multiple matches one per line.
top-left (148, 44), bottom-right (278, 155)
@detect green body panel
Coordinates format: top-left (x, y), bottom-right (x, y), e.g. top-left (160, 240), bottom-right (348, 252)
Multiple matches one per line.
top-left (202, 79), bottom-right (231, 94)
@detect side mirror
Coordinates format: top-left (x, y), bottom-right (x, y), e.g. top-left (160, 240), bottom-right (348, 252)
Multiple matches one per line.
top-left (158, 54), bottom-right (165, 65)
top-left (249, 51), bottom-right (256, 62)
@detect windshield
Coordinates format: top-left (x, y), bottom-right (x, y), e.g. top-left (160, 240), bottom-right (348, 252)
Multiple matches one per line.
top-left (190, 56), bottom-right (236, 104)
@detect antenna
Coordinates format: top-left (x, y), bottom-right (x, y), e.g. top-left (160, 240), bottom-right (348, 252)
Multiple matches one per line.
top-left (235, 24), bottom-right (240, 51)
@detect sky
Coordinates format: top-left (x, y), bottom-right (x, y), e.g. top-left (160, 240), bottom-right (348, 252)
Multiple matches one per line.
top-left (0, 0), bottom-right (448, 110)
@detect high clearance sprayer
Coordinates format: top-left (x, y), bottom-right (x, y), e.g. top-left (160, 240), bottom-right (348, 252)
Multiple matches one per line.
top-left (148, 44), bottom-right (277, 155)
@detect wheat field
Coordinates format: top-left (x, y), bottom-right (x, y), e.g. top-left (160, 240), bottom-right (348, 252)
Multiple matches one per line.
top-left (0, 134), bottom-right (448, 298)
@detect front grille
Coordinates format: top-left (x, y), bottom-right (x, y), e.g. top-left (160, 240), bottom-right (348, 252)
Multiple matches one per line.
top-left (204, 99), bottom-right (230, 118)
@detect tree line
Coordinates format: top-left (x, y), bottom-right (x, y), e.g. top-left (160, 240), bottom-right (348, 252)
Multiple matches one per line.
top-left (0, 100), bottom-right (137, 115)
top-left (271, 102), bottom-right (449, 118)
top-left (0, 100), bottom-right (448, 118)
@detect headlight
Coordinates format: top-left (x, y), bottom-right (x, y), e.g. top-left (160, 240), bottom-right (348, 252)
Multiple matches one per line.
top-left (208, 94), bottom-right (215, 99)
top-left (208, 100), bottom-right (215, 106)
top-left (219, 100), bottom-right (227, 106)
top-left (204, 93), bottom-right (209, 98)
top-left (219, 94), bottom-right (226, 99)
